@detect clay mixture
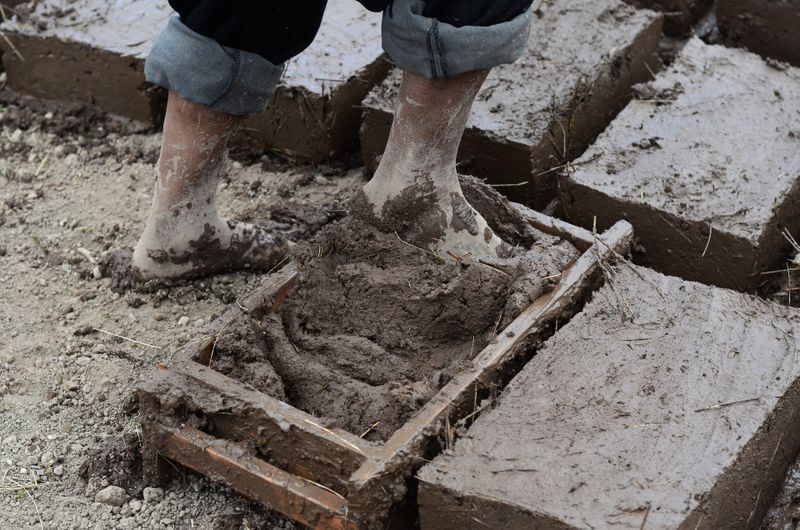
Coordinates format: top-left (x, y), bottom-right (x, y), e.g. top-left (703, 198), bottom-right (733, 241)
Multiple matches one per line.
top-left (211, 177), bottom-right (579, 441)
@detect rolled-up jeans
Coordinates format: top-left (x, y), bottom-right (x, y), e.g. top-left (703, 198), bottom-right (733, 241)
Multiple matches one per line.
top-left (145, 0), bottom-right (534, 115)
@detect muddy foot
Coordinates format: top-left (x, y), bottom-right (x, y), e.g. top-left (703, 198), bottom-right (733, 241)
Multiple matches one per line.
top-left (132, 219), bottom-right (292, 282)
top-left (351, 184), bottom-right (511, 260)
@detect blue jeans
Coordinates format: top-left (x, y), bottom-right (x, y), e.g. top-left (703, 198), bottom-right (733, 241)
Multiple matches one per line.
top-left (145, 0), bottom-right (533, 115)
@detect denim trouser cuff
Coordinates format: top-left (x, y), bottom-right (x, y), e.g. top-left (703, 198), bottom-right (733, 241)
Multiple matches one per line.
top-left (382, 0), bottom-right (533, 79)
top-left (144, 17), bottom-right (284, 115)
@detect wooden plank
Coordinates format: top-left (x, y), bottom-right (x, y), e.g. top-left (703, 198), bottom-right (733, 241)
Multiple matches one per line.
top-left (512, 202), bottom-right (594, 251)
top-left (160, 425), bottom-right (359, 530)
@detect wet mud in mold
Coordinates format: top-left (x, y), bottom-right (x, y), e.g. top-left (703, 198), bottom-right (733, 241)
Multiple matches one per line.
top-left (209, 177), bottom-right (580, 441)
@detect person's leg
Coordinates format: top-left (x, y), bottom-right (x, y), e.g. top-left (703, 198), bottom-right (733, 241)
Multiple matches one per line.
top-left (358, 69), bottom-right (510, 258)
top-left (359, 0), bottom-right (533, 258)
top-left (132, 91), bottom-right (291, 280)
top-left (131, 1), bottom-right (327, 280)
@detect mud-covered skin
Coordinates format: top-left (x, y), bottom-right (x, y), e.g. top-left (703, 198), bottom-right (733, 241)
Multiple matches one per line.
top-left (449, 192), bottom-right (480, 236)
top-left (135, 219), bottom-right (291, 281)
top-left (350, 185), bottom-right (448, 255)
top-left (131, 92), bottom-right (295, 281)
top-left (360, 70), bottom-right (511, 259)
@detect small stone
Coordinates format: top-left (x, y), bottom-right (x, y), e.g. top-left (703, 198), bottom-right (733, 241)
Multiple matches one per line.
top-left (40, 452), bottom-right (54, 465)
top-left (27, 191), bottom-right (39, 200)
top-left (76, 356), bottom-right (91, 367)
top-left (64, 380), bottom-right (80, 392)
top-left (142, 487), bottom-right (164, 504)
top-left (314, 175), bottom-right (331, 185)
top-left (3, 354), bottom-right (14, 364)
top-left (95, 485), bottom-right (126, 507)
top-left (9, 129), bottom-right (22, 143)
top-left (118, 517), bottom-right (137, 530)
top-left (194, 319), bottom-right (204, 327)
top-left (232, 161), bottom-right (243, 170)
top-left (53, 465), bottom-right (64, 476)
top-left (177, 316), bottom-right (190, 326)
top-left (128, 499), bottom-right (142, 512)
top-left (92, 266), bottom-right (103, 280)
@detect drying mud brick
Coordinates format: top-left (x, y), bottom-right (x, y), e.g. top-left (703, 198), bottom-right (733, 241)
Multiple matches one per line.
top-left (763, 453), bottom-right (800, 529)
top-left (0, 0), bottom-right (171, 124)
top-left (360, 0), bottom-right (662, 209)
top-left (418, 265), bottom-right (800, 529)
top-left (1, 0), bottom-right (389, 158)
top-left (240, 1), bottom-right (390, 161)
top-left (624, 0), bottom-right (712, 35)
top-left (717, 0), bottom-right (800, 67)
top-left (562, 38), bottom-right (800, 291)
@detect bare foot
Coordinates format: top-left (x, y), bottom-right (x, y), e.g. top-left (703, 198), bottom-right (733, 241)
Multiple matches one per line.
top-left (356, 70), bottom-right (510, 259)
top-left (131, 91), bottom-right (291, 281)
top-left (355, 175), bottom-right (510, 259)
top-left (132, 208), bottom-right (291, 281)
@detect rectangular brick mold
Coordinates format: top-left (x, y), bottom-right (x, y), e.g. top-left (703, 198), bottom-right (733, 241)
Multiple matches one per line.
top-left (717, 0), bottom-right (800, 67)
top-left (624, 0), bottom-right (712, 35)
top-left (562, 38), bottom-right (800, 291)
top-left (1, 0), bottom-right (390, 161)
top-left (360, 0), bottom-right (662, 209)
top-left (418, 264), bottom-right (800, 529)
top-left (137, 213), bottom-right (634, 529)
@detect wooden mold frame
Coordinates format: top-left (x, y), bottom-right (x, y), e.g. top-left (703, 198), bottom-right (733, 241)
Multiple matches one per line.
top-left (137, 212), bottom-right (634, 529)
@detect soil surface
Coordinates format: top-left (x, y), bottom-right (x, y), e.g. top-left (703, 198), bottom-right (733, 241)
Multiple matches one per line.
top-left (212, 177), bottom-right (579, 441)
top-left (418, 264), bottom-right (800, 529)
top-left (0, 93), bottom-right (363, 529)
top-left (563, 38), bottom-right (800, 290)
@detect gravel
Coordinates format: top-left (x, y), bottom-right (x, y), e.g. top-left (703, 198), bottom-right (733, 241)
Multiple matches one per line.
top-left (95, 485), bottom-right (127, 507)
top-left (142, 487), bottom-right (164, 504)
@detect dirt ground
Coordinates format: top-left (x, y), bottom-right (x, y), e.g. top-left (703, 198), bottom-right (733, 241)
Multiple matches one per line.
top-left (2, 56), bottom-right (800, 529)
top-left (0, 92), bottom-right (365, 529)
